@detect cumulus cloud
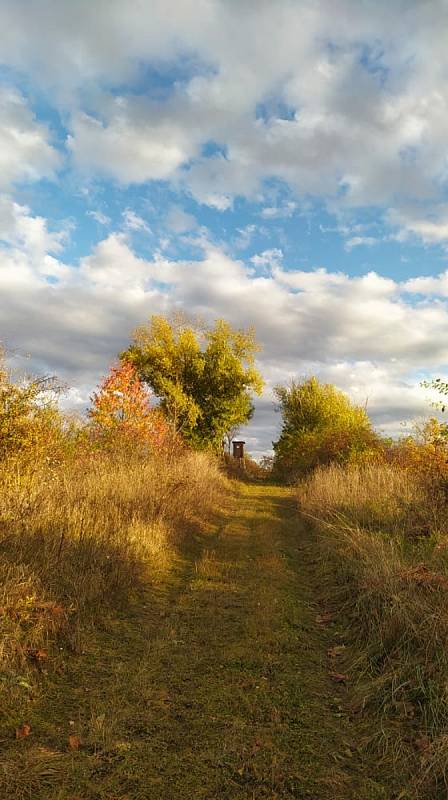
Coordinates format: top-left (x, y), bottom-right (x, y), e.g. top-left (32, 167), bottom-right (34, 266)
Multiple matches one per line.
top-left (67, 103), bottom-right (197, 183)
top-left (1, 221), bottom-right (447, 452)
top-left (0, 195), bottom-right (65, 256)
top-left (388, 207), bottom-right (448, 246)
top-left (251, 248), bottom-right (283, 270)
top-left (3, 2), bottom-right (448, 453)
top-left (3, 0), bottom-right (448, 232)
top-left (0, 88), bottom-right (60, 189)
top-left (166, 206), bottom-right (197, 234)
top-left (402, 271), bottom-right (448, 297)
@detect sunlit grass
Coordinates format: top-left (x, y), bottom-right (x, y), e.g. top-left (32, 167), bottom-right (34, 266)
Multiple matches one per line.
top-left (0, 443), bottom-right (228, 730)
top-left (298, 461), bottom-right (448, 796)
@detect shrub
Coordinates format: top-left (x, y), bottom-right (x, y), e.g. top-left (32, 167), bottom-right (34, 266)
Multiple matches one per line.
top-left (0, 352), bottom-right (65, 462)
top-left (273, 377), bottom-right (380, 481)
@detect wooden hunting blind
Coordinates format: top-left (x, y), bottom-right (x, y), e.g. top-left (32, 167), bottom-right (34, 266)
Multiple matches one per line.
top-left (232, 440), bottom-right (245, 459)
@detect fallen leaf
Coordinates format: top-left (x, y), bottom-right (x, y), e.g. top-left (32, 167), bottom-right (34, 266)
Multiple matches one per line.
top-left (15, 723), bottom-right (31, 739)
top-left (68, 734), bottom-right (81, 750)
top-left (329, 671), bottom-right (348, 683)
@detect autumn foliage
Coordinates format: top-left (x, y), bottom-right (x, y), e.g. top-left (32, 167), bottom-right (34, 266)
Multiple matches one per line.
top-left (88, 361), bottom-right (169, 447)
top-left (273, 377), bottom-right (379, 481)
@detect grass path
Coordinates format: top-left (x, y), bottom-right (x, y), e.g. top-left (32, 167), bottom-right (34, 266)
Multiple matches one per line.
top-left (3, 483), bottom-right (392, 799)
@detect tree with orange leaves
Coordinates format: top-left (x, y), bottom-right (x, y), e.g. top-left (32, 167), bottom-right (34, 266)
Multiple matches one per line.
top-left (88, 361), bottom-right (168, 446)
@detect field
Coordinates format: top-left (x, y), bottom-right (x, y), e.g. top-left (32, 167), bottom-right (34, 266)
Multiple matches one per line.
top-left (3, 358), bottom-right (448, 797)
top-left (298, 460), bottom-right (448, 797)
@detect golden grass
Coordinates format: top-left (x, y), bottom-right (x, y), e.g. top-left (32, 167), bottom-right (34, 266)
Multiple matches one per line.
top-left (1, 484), bottom-right (396, 799)
top-left (298, 461), bottom-right (448, 797)
top-left (0, 444), bottom-right (228, 728)
top-left (298, 461), bottom-right (439, 536)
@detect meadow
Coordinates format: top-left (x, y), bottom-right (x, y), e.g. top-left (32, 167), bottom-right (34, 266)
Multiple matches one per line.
top-left (4, 347), bottom-right (448, 797)
top-left (298, 454), bottom-right (448, 796)
top-left (0, 350), bottom-right (230, 795)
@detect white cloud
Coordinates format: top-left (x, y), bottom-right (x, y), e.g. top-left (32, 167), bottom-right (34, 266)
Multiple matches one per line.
top-left (87, 209), bottom-right (111, 225)
top-left (3, 1), bottom-right (448, 234)
top-left (235, 224), bottom-right (257, 250)
top-left (251, 248), bottom-right (283, 269)
top-left (0, 88), bottom-right (60, 189)
top-left (1, 197), bottom-right (65, 253)
top-left (261, 202), bottom-right (297, 219)
top-left (68, 103), bottom-right (197, 183)
top-left (166, 206), bottom-right (197, 234)
top-left (122, 208), bottom-right (151, 233)
top-left (345, 236), bottom-right (377, 250)
top-left (402, 270), bottom-right (448, 297)
top-left (388, 207), bottom-right (448, 245)
top-left (1, 225), bottom-right (448, 452)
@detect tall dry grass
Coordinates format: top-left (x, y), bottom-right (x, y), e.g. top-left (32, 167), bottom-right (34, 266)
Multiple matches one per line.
top-left (298, 462), bottom-right (448, 796)
top-left (0, 442), bottom-right (227, 726)
top-left (298, 461), bottom-right (444, 536)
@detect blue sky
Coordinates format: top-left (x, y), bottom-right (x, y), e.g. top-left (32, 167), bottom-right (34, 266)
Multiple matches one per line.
top-left (2, 0), bottom-right (448, 454)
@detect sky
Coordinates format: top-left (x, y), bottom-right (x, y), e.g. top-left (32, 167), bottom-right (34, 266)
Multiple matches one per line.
top-left (2, 0), bottom-right (448, 455)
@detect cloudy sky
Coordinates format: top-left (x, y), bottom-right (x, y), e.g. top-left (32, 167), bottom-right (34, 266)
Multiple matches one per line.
top-left (2, 0), bottom-right (448, 454)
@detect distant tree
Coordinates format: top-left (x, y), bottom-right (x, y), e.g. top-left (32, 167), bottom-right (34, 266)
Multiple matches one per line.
top-left (123, 315), bottom-right (263, 449)
top-left (273, 377), bottom-right (379, 480)
top-left (88, 361), bottom-right (168, 446)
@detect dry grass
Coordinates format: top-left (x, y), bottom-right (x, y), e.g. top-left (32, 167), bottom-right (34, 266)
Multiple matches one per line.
top-left (0, 444), bottom-right (227, 728)
top-left (298, 461), bottom-right (443, 536)
top-left (298, 462), bottom-right (448, 797)
top-left (1, 483), bottom-right (394, 800)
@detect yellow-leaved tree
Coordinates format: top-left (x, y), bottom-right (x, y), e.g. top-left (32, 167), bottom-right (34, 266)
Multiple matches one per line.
top-left (273, 377), bottom-right (379, 481)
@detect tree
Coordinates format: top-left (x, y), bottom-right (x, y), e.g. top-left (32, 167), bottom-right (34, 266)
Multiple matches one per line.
top-left (273, 377), bottom-right (378, 480)
top-left (123, 315), bottom-right (263, 449)
top-left (88, 360), bottom-right (168, 446)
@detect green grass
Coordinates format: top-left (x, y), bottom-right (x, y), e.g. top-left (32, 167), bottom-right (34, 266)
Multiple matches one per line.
top-left (1, 483), bottom-right (400, 799)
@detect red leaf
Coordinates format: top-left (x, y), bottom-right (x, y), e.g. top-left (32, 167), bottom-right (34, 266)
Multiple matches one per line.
top-left (15, 723), bottom-right (31, 739)
top-left (68, 734), bottom-right (81, 750)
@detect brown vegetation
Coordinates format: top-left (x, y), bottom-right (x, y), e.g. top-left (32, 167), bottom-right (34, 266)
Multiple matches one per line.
top-left (298, 455), bottom-right (448, 796)
top-left (0, 355), bottom-right (228, 739)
